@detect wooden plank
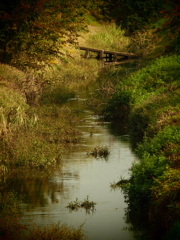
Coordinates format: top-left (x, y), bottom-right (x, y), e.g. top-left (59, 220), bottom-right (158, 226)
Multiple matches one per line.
top-left (79, 46), bottom-right (102, 53)
top-left (104, 50), bottom-right (138, 58)
top-left (104, 58), bottom-right (139, 66)
top-left (79, 46), bottom-right (138, 58)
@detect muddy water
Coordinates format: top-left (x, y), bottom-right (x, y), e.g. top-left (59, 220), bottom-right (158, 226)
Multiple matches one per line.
top-left (9, 93), bottom-right (138, 240)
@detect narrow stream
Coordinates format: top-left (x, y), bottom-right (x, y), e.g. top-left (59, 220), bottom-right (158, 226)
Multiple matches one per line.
top-left (8, 92), bottom-right (139, 240)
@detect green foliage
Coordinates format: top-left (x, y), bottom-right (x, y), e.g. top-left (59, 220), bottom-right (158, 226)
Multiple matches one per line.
top-left (108, 0), bottom-right (178, 34)
top-left (100, 55), bottom-right (180, 124)
top-left (106, 0), bottom-right (180, 56)
top-left (137, 125), bottom-right (180, 158)
top-left (109, 0), bottom-right (166, 32)
top-left (102, 91), bottom-right (132, 121)
top-left (128, 55), bottom-right (180, 92)
top-left (102, 54), bottom-right (180, 238)
top-left (150, 168), bottom-right (180, 230)
top-left (128, 125), bottom-right (180, 206)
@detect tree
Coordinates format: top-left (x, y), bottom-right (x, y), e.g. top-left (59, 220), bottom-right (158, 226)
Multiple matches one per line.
top-left (108, 0), bottom-right (178, 32)
top-left (0, 0), bottom-right (100, 66)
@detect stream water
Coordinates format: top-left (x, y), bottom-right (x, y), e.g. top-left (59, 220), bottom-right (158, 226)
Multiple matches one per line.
top-left (7, 91), bottom-right (139, 240)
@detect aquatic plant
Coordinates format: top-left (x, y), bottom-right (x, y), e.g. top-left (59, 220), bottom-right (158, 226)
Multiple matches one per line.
top-left (110, 178), bottom-right (130, 189)
top-left (89, 146), bottom-right (110, 158)
top-left (67, 196), bottom-right (96, 213)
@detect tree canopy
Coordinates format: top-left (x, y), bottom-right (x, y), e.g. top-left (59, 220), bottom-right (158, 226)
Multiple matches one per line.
top-left (0, 0), bottom-right (109, 65)
top-left (0, 0), bottom-right (179, 66)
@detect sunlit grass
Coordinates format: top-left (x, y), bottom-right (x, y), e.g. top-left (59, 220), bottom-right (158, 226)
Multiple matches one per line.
top-left (83, 23), bottom-right (130, 52)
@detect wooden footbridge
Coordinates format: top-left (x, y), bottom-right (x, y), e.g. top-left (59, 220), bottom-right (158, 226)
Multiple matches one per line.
top-left (79, 46), bottom-right (139, 66)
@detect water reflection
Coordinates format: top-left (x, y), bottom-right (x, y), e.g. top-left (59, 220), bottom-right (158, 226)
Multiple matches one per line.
top-left (6, 97), bottom-right (138, 240)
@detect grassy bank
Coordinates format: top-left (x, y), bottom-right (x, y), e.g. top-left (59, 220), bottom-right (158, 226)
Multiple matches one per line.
top-left (96, 54), bottom-right (180, 239)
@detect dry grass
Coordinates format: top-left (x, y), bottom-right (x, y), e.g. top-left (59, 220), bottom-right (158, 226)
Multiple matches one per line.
top-left (27, 223), bottom-right (85, 240)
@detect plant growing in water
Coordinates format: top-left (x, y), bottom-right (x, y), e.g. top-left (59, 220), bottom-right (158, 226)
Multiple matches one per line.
top-left (110, 178), bottom-right (130, 189)
top-left (89, 146), bottom-right (110, 158)
top-left (67, 196), bottom-right (96, 213)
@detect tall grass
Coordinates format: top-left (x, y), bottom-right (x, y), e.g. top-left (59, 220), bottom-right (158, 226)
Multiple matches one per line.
top-left (83, 23), bottom-right (130, 51)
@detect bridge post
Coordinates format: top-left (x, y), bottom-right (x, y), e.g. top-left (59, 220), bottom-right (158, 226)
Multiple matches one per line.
top-left (113, 54), bottom-right (118, 62)
top-left (97, 50), bottom-right (104, 60)
top-left (100, 50), bottom-right (104, 60)
top-left (84, 50), bottom-right (89, 58)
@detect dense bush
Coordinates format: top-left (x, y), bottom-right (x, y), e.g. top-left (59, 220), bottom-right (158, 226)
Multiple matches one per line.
top-left (103, 55), bottom-right (180, 134)
top-left (124, 56), bottom-right (179, 238)
top-left (102, 90), bottom-right (132, 121)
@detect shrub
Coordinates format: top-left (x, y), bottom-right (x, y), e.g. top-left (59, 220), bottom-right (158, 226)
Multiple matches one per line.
top-left (150, 168), bottom-right (180, 230)
top-left (102, 91), bottom-right (132, 121)
top-left (137, 125), bottom-right (180, 158)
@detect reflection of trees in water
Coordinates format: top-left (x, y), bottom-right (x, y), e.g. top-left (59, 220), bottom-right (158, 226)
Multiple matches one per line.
top-left (124, 206), bottom-right (151, 240)
top-left (6, 169), bottom-right (79, 207)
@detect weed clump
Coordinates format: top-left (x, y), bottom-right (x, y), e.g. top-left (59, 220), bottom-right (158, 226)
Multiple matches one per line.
top-left (67, 196), bottom-right (96, 213)
top-left (89, 146), bottom-right (110, 158)
top-left (110, 178), bottom-right (130, 189)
